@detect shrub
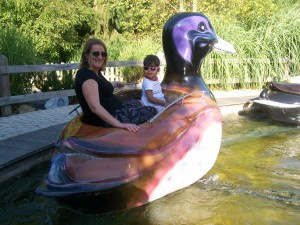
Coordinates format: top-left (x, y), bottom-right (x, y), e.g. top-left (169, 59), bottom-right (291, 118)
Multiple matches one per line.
top-left (0, 26), bottom-right (43, 95)
top-left (115, 36), bottom-right (161, 82)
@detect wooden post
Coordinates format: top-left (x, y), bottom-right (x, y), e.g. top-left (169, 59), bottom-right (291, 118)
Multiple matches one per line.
top-left (157, 51), bottom-right (166, 83)
top-left (0, 55), bottom-right (12, 116)
top-left (193, 0), bottom-right (197, 12)
top-left (179, 0), bottom-right (184, 12)
top-left (111, 67), bottom-right (115, 81)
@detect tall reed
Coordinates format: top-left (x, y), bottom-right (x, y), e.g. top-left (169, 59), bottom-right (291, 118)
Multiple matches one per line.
top-left (202, 3), bottom-right (300, 90)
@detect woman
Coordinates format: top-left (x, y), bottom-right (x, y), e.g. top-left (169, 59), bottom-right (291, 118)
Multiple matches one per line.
top-left (75, 38), bottom-right (157, 132)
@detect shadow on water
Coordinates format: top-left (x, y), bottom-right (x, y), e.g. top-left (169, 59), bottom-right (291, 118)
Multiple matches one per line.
top-left (0, 114), bottom-right (299, 224)
top-left (0, 162), bottom-right (154, 225)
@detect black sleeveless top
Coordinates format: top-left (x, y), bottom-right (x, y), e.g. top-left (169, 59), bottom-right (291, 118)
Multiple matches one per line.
top-left (75, 67), bottom-right (122, 126)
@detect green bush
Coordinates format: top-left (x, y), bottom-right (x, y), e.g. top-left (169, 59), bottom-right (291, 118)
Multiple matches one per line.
top-left (0, 26), bottom-right (43, 95)
top-left (115, 36), bottom-right (161, 82)
top-left (0, 26), bottom-right (78, 95)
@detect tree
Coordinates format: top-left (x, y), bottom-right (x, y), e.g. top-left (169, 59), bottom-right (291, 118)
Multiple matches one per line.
top-left (0, 0), bottom-right (97, 62)
top-left (108, 0), bottom-right (179, 37)
top-left (0, 26), bottom-right (41, 95)
top-left (197, 0), bottom-right (278, 28)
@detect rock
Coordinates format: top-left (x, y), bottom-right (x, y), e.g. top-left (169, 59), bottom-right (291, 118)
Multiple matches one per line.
top-left (17, 104), bottom-right (35, 114)
top-left (45, 97), bottom-right (69, 109)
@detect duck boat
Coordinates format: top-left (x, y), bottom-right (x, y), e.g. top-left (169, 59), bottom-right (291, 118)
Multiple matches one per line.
top-left (253, 81), bottom-right (300, 125)
top-left (36, 12), bottom-right (235, 214)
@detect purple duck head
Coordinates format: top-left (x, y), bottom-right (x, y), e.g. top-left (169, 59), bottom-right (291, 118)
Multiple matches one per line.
top-left (173, 15), bottom-right (216, 66)
top-left (162, 13), bottom-right (218, 84)
top-left (162, 13), bottom-right (225, 98)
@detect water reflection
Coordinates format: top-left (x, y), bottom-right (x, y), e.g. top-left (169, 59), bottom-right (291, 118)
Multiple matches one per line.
top-left (0, 114), bottom-right (299, 224)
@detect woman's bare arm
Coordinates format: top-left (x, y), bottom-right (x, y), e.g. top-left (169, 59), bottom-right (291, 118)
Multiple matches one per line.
top-left (82, 79), bottom-right (139, 132)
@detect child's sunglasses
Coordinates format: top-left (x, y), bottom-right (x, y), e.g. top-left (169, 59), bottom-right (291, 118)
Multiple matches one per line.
top-left (143, 66), bottom-right (159, 71)
top-left (90, 51), bottom-right (107, 57)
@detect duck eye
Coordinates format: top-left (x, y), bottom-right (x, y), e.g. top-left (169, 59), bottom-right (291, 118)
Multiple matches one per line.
top-left (197, 22), bottom-right (207, 32)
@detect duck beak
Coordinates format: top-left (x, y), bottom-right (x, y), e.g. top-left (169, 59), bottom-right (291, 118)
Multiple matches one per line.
top-left (212, 36), bottom-right (236, 53)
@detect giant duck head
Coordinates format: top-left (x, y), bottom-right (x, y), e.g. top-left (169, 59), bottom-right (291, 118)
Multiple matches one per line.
top-left (162, 12), bottom-right (235, 98)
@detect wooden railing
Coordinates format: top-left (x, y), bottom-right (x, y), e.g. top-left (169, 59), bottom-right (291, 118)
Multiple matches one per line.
top-left (0, 54), bottom-right (291, 117)
top-left (0, 54), bottom-right (150, 116)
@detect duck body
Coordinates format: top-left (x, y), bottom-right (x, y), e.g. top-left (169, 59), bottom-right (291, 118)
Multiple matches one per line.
top-left (36, 12), bottom-right (235, 214)
top-left (254, 81), bottom-right (300, 125)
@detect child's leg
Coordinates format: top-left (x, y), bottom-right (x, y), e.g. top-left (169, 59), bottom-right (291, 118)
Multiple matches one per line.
top-left (124, 99), bottom-right (144, 107)
top-left (112, 102), bottom-right (157, 125)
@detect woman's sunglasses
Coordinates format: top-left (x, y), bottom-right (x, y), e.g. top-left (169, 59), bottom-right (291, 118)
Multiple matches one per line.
top-left (90, 51), bottom-right (107, 57)
top-left (143, 66), bottom-right (159, 71)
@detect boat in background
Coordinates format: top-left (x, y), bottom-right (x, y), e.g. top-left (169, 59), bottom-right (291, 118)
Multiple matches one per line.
top-left (253, 77), bottom-right (300, 125)
top-left (36, 12), bottom-right (235, 214)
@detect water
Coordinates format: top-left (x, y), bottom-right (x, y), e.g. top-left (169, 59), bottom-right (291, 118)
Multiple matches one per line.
top-left (0, 115), bottom-right (299, 225)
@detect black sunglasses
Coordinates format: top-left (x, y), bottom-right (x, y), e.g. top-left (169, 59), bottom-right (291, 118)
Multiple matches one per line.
top-left (143, 66), bottom-right (159, 71)
top-left (90, 51), bottom-right (107, 57)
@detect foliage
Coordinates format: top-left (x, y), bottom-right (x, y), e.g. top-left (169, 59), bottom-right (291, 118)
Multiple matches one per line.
top-left (0, 0), bottom-right (96, 62)
top-left (1, 0), bottom-right (300, 94)
top-left (202, 2), bottom-right (300, 90)
top-left (0, 0), bottom-right (283, 63)
top-left (108, 0), bottom-right (178, 37)
top-left (198, 0), bottom-right (278, 28)
top-left (35, 70), bottom-right (75, 92)
top-left (116, 36), bottom-right (161, 82)
top-left (0, 0), bottom-right (97, 94)
top-left (0, 26), bottom-right (42, 95)
top-left (32, 0), bottom-right (96, 62)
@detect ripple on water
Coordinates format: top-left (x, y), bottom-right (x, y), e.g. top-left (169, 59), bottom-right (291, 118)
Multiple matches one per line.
top-left (0, 115), bottom-right (300, 224)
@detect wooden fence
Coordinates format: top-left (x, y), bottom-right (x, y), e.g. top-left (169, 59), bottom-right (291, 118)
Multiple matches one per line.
top-left (0, 54), bottom-right (291, 117)
top-left (0, 54), bottom-right (153, 116)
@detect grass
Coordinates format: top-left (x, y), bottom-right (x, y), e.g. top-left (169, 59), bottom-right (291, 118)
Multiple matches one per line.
top-left (201, 3), bottom-right (300, 90)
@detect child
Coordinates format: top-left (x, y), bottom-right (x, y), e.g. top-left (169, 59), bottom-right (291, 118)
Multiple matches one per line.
top-left (141, 55), bottom-right (168, 112)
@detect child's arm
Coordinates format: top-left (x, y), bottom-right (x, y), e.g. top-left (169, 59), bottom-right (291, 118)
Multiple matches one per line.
top-left (145, 90), bottom-right (168, 106)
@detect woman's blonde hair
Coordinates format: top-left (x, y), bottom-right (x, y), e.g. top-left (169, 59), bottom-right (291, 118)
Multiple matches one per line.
top-left (79, 38), bottom-right (108, 72)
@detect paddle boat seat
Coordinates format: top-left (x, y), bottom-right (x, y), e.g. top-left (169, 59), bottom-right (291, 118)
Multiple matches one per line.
top-left (270, 82), bottom-right (300, 96)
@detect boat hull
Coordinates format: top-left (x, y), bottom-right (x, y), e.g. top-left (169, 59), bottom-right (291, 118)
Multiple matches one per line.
top-left (36, 11), bottom-right (235, 213)
top-left (254, 82), bottom-right (300, 125)
top-left (36, 90), bottom-right (222, 214)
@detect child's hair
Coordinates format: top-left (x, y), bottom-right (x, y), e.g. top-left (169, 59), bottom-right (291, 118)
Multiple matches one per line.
top-left (143, 55), bottom-right (160, 67)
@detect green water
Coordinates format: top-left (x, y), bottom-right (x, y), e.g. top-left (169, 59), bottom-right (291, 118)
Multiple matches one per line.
top-left (0, 115), bottom-right (299, 225)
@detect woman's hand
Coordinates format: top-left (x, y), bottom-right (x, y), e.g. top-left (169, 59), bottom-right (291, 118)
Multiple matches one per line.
top-left (118, 123), bottom-right (140, 132)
